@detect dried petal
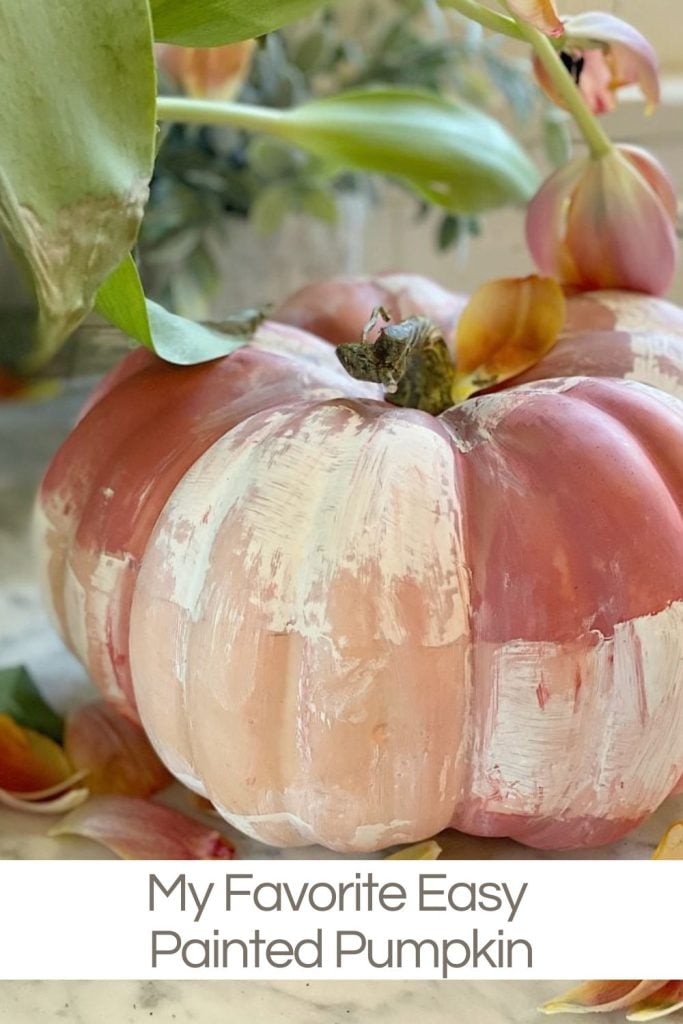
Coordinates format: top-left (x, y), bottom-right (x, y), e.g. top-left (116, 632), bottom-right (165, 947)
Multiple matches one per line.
top-left (49, 795), bottom-right (237, 859)
top-left (156, 40), bottom-right (255, 101)
top-left (507, 1), bottom-right (563, 36)
top-left (386, 840), bottom-right (442, 860)
top-left (652, 821), bottom-right (683, 860)
top-left (542, 982), bottom-right (669, 1015)
top-left (452, 275), bottom-right (565, 399)
top-left (64, 701), bottom-right (171, 797)
top-left (0, 713), bottom-right (73, 792)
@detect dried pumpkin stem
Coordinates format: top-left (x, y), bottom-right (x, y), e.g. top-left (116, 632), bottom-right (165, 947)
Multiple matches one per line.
top-left (336, 309), bottom-right (457, 416)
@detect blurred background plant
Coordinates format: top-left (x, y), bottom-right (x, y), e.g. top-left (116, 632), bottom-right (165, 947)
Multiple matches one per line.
top-left (143, 0), bottom-right (569, 318)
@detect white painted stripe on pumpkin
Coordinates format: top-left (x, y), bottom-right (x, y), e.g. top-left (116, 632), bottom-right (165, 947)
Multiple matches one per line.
top-left (468, 600), bottom-right (683, 821)
top-left (628, 333), bottom-right (683, 398)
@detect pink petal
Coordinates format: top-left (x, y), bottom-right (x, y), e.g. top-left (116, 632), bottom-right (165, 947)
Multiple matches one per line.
top-left (564, 13), bottom-right (660, 112)
top-left (525, 156), bottom-right (585, 279)
top-left (64, 701), bottom-right (172, 798)
top-left (565, 148), bottom-right (678, 294)
top-left (532, 50), bottom-right (617, 115)
top-left (49, 795), bottom-right (237, 859)
top-left (620, 145), bottom-right (679, 221)
top-left (627, 982), bottom-right (683, 1021)
top-left (507, 1), bottom-right (564, 36)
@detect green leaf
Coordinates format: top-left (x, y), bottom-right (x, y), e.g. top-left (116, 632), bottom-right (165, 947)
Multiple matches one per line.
top-left (95, 255), bottom-right (252, 366)
top-left (278, 88), bottom-right (538, 213)
top-left (150, 0), bottom-right (332, 46)
top-left (0, 666), bottom-right (63, 744)
top-left (0, 1), bottom-right (157, 369)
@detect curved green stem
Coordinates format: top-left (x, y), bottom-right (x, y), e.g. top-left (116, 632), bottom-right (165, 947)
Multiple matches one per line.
top-left (156, 96), bottom-right (292, 138)
top-left (439, 0), bottom-right (526, 40)
top-left (500, 4), bottom-right (613, 159)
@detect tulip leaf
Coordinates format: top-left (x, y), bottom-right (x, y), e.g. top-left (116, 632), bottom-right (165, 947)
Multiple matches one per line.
top-left (280, 89), bottom-right (539, 213)
top-left (0, 0), bottom-right (157, 369)
top-left (95, 255), bottom-right (253, 365)
top-left (0, 666), bottom-right (63, 744)
top-left (150, 0), bottom-right (332, 46)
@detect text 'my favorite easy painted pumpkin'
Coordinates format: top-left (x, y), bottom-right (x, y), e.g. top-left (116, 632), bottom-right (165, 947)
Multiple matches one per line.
top-left (36, 273), bottom-right (683, 852)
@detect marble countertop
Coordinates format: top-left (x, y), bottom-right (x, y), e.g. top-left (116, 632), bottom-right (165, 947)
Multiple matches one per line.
top-left (0, 981), bottom-right (647, 1024)
top-left (2, 385), bottom-right (682, 861)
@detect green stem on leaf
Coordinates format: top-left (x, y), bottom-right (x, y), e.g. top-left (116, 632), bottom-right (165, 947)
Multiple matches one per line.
top-left (500, 3), bottom-right (613, 159)
top-left (438, 0), bottom-right (527, 41)
top-left (156, 96), bottom-right (292, 138)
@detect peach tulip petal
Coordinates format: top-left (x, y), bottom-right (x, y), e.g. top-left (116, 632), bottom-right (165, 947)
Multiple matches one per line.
top-left (564, 13), bottom-right (660, 114)
top-left (542, 982), bottom-right (670, 1015)
top-left (49, 795), bottom-right (237, 859)
top-left (156, 40), bottom-right (255, 101)
top-left (64, 701), bottom-right (171, 797)
top-left (0, 713), bottom-right (73, 793)
top-left (619, 146), bottom-right (679, 221)
top-left (453, 275), bottom-right (565, 398)
top-left (652, 821), bottom-right (683, 860)
top-left (507, 1), bottom-right (563, 36)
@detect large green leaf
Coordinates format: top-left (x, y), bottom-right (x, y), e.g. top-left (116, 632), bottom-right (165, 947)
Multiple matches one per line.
top-left (150, 0), bottom-right (331, 46)
top-left (159, 88), bottom-right (539, 214)
top-left (0, 1), bottom-right (157, 369)
top-left (95, 255), bottom-right (253, 365)
top-left (279, 89), bottom-right (539, 213)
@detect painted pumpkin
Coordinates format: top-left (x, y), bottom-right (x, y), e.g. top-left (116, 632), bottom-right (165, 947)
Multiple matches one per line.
top-left (36, 276), bottom-right (683, 852)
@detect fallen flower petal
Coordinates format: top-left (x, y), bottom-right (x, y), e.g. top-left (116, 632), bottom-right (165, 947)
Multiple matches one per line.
top-left (9, 770), bottom-right (88, 801)
top-left (627, 982), bottom-right (683, 1021)
top-left (64, 701), bottom-right (171, 797)
top-left (0, 713), bottom-right (73, 792)
top-left (49, 795), bottom-right (237, 859)
top-left (452, 275), bottom-right (565, 399)
top-left (652, 821), bottom-right (683, 860)
top-left (507, 1), bottom-right (563, 36)
top-left (542, 982), bottom-right (669, 1015)
top-left (386, 840), bottom-right (442, 860)
top-left (0, 785), bottom-right (89, 815)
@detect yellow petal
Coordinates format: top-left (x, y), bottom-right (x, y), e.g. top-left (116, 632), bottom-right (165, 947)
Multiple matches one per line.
top-left (386, 839), bottom-right (442, 860)
top-left (652, 821), bottom-right (683, 860)
top-left (0, 713), bottom-right (73, 792)
top-left (0, 785), bottom-right (90, 815)
top-left (453, 275), bottom-right (566, 400)
top-left (64, 701), bottom-right (171, 798)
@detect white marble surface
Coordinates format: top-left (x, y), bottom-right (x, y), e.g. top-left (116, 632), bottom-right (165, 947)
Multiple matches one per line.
top-left (2, 386), bottom-right (682, 861)
top-left (0, 981), bottom-right (659, 1024)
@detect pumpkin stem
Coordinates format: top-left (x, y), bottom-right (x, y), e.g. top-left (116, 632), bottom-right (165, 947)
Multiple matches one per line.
top-left (336, 307), bottom-right (457, 415)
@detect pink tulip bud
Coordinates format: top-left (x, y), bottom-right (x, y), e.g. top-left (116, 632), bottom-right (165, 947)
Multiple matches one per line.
top-left (533, 12), bottom-right (660, 114)
top-left (526, 145), bottom-right (678, 296)
top-left (156, 40), bottom-right (255, 102)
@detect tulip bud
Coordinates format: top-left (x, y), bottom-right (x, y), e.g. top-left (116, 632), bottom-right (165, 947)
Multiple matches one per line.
top-left (156, 40), bottom-right (255, 102)
top-left (533, 13), bottom-right (660, 115)
top-left (526, 145), bottom-right (678, 297)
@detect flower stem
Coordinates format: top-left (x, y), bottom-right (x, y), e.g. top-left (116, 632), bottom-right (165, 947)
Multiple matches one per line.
top-left (501, 4), bottom-right (613, 159)
top-left (439, 0), bottom-right (526, 40)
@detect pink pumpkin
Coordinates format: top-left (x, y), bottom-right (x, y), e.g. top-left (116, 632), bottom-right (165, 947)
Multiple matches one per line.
top-left (36, 278), bottom-right (683, 852)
